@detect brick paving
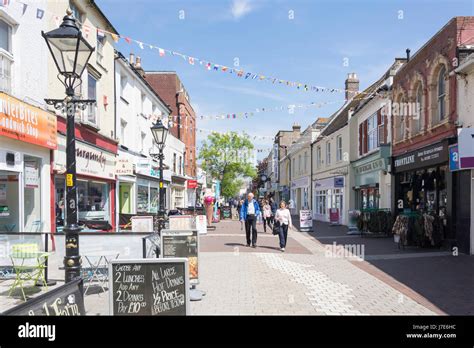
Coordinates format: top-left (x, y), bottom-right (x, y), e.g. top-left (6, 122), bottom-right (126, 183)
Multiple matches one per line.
top-left (191, 220), bottom-right (437, 315)
top-left (1, 219), bottom-right (470, 315)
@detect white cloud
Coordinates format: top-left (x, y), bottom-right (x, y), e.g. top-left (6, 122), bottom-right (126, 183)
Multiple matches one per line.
top-left (231, 0), bottom-right (254, 20)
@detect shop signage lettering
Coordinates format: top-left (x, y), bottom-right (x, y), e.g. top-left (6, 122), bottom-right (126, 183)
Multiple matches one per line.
top-left (116, 158), bottom-right (134, 176)
top-left (393, 142), bottom-right (448, 172)
top-left (55, 136), bottom-right (116, 180)
top-left (187, 180), bottom-right (198, 189)
top-left (76, 148), bottom-right (106, 169)
top-left (0, 93), bottom-right (57, 150)
top-left (355, 159), bottom-right (385, 175)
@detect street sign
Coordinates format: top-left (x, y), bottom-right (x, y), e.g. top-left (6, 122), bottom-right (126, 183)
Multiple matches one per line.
top-left (449, 144), bottom-right (460, 171)
top-left (4, 278), bottom-right (85, 316)
top-left (109, 258), bottom-right (189, 315)
top-left (161, 229), bottom-right (199, 284)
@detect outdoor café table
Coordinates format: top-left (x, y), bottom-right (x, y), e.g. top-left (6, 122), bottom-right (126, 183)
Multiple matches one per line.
top-left (9, 250), bottom-right (52, 301)
top-left (82, 251), bottom-right (120, 295)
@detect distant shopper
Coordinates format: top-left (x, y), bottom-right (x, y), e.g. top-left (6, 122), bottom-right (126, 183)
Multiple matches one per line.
top-left (270, 198), bottom-right (277, 223)
top-left (262, 200), bottom-right (273, 233)
top-left (274, 200), bottom-right (292, 252)
top-left (240, 192), bottom-right (261, 247)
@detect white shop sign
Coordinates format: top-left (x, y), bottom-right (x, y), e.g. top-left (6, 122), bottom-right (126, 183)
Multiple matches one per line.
top-left (24, 161), bottom-right (39, 188)
top-left (55, 135), bottom-right (116, 180)
top-left (291, 176), bottom-right (310, 189)
top-left (458, 128), bottom-right (474, 169)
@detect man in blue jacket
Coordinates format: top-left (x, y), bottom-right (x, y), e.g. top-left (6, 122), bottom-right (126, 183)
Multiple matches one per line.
top-left (240, 192), bottom-right (261, 248)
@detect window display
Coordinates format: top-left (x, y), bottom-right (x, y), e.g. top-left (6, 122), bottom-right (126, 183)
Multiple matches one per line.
top-left (77, 180), bottom-right (109, 222)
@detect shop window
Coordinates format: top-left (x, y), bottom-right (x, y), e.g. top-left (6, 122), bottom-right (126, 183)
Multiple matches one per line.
top-left (316, 190), bottom-right (327, 215)
top-left (0, 172), bottom-right (19, 232)
top-left (23, 156), bottom-right (42, 232)
top-left (77, 181), bottom-right (109, 222)
top-left (137, 185), bottom-right (149, 213)
top-left (150, 187), bottom-right (159, 213)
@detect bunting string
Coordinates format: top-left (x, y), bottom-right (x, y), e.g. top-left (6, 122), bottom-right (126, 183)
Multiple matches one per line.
top-left (3, 0), bottom-right (380, 98)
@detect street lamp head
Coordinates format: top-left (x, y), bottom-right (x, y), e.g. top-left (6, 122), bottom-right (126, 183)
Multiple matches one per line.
top-left (151, 118), bottom-right (169, 149)
top-left (42, 9), bottom-right (95, 96)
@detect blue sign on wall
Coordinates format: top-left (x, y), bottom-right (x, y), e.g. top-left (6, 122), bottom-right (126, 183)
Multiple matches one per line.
top-left (334, 177), bottom-right (344, 188)
top-left (449, 144), bottom-right (460, 172)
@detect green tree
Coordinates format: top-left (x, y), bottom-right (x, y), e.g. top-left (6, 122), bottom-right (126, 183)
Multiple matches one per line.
top-left (199, 132), bottom-right (256, 198)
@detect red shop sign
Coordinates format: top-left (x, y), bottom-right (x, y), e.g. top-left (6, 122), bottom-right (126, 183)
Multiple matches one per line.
top-left (187, 180), bottom-right (198, 189)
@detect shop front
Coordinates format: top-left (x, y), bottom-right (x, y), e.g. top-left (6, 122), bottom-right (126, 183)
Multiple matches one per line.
top-left (312, 176), bottom-right (345, 223)
top-left (0, 93), bottom-right (57, 233)
top-left (352, 146), bottom-right (391, 211)
top-left (135, 159), bottom-right (171, 214)
top-left (392, 140), bottom-right (454, 248)
top-left (290, 176), bottom-right (310, 214)
top-left (53, 135), bottom-right (116, 232)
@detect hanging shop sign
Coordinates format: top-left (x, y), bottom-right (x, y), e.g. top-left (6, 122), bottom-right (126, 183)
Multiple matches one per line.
top-left (187, 179), bottom-right (198, 189)
top-left (334, 176), bottom-right (344, 188)
top-left (55, 136), bottom-right (116, 180)
top-left (116, 158), bottom-right (134, 176)
top-left (4, 278), bottom-right (85, 316)
top-left (0, 92), bottom-right (57, 150)
top-left (109, 258), bottom-right (189, 315)
top-left (160, 229), bottom-right (199, 283)
top-left (458, 128), bottom-right (474, 169)
top-left (449, 144), bottom-right (460, 172)
top-left (393, 141), bottom-right (448, 173)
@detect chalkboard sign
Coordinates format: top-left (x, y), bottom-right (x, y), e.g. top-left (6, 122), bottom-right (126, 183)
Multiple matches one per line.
top-left (221, 206), bottom-right (231, 219)
top-left (109, 258), bottom-right (189, 316)
top-left (3, 278), bottom-right (85, 316)
top-left (160, 229), bottom-right (199, 284)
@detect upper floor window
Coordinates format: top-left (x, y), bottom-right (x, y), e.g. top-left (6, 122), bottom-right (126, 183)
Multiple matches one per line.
top-left (87, 73), bottom-right (98, 125)
top-left (173, 153), bottom-right (177, 173)
top-left (70, 2), bottom-right (83, 27)
top-left (0, 19), bottom-right (12, 94)
top-left (179, 156), bottom-right (183, 175)
top-left (120, 75), bottom-right (127, 98)
top-left (298, 154), bottom-right (302, 175)
top-left (97, 31), bottom-right (106, 65)
top-left (437, 66), bottom-right (446, 122)
top-left (326, 142), bottom-right (331, 165)
top-left (120, 119), bottom-right (127, 145)
top-left (304, 151), bottom-right (308, 173)
top-left (336, 135), bottom-right (343, 161)
top-left (141, 93), bottom-right (146, 115)
top-left (140, 132), bottom-right (146, 152)
top-left (316, 146), bottom-right (322, 168)
top-left (292, 158), bottom-right (296, 176)
top-left (0, 19), bottom-right (11, 53)
top-left (367, 114), bottom-right (378, 152)
top-left (414, 84), bottom-right (424, 134)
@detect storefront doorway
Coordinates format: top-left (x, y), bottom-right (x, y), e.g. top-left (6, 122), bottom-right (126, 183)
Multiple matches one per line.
top-left (120, 183), bottom-right (132, 214)
top-left (0, 171), bottom-right (19, 232)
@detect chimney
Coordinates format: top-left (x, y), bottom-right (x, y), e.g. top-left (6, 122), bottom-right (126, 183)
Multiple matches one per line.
top-left (135, 56), bottom-right (145, 77)
top-left (345, 73), bottom-right (359, 101)
top-left (129, 53), bottom-right (135, 65)
top-left (292, 123), bottom-right (301, 136)
top-left (406, 48), bottom-right (411, 62)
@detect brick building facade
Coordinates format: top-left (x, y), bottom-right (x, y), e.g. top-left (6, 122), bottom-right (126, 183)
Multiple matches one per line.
top-left (390, 17), bottom-right (474, 253)
top-left (145, 72), bottom-right (197, 178)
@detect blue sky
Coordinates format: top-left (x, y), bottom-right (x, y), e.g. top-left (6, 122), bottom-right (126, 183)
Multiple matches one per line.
top-left (97, 0), bottom-right (474, 158)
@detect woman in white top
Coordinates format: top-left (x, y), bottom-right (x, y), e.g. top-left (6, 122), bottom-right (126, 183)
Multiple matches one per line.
top-left (262, 200), bottom-right (273, 233)
top-left (274, 201), bottom-right (292, 251)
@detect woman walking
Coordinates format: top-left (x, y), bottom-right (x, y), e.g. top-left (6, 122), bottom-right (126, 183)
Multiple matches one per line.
top-left (274, 201), bottom-right (292, 252)
top-left (262, 200), bottom-right (273, 233)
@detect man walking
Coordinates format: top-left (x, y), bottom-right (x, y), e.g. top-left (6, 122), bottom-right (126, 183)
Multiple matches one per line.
top-left (240, 192), bottom-right (261, 248)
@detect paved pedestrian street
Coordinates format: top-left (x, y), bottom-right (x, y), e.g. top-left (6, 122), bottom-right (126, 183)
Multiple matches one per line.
top-left (190, 220), bottom-right (437, 315)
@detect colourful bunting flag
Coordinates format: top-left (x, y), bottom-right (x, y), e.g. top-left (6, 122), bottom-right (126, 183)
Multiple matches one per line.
top-left (36, 8), bottom-right (44, 19)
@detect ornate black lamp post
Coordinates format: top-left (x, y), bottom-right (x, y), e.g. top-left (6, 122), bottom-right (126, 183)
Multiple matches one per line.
top-left (150, 119), bottom-right (169, 236)
top-left (42, 10), bottom-right (95, 283)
